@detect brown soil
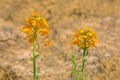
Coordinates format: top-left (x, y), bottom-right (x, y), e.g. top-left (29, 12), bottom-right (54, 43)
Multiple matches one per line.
top-left (0, 0), bottom-right (120, 80)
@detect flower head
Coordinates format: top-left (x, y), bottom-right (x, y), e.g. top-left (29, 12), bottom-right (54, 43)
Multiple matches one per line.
top-left (72, 26), bottom-right (98, 48)
top-left (21, 12), bottom-right (50, 46)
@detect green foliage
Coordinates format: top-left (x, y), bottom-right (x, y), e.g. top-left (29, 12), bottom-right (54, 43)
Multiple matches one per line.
top-left (71, 53), bottom-right (80, 80)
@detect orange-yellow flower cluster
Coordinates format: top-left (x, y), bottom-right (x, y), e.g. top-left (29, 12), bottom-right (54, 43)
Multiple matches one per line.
top-left (72, 26), bottom-right (98, 48)
top-left (21, 12), bottom-right (50, 46)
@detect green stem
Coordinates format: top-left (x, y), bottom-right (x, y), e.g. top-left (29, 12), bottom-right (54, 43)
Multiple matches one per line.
top-left (33, 30), bottom-right (37, 80)
top-left (71, 53), bottom-right (80, 80)
top-left (81, 47), bottom-right (87, 80)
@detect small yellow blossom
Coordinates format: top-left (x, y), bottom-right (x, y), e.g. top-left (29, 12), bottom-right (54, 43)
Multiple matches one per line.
top-left (39, 29), bottom-right (49, 36)
top-left (43, 38), bottom-right (51, 46)
top-left (44, 41), bottom-right (51, 46)
top-left (21, 12), bottom-right (50, 43)
top-left (32, 12), bottom-right (39, 16)
top-left (28, 37), bottom-right (33, 43)
top-left (72, 26), bottom-right (98, 48)
top-left (20, 25), bottom-right (33, 35)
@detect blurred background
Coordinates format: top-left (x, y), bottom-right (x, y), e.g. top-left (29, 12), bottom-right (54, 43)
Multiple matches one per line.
top-left (0, 0), bottom-right (120, 80)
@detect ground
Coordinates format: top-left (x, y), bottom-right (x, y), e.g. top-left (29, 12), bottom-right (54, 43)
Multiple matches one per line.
top-left (0, 0), bottom-right (120, 80)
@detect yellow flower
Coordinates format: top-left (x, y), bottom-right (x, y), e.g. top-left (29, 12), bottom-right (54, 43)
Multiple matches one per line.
top-left (43, 38), bottom-right (51, 46)
top-left (39, 29), bottom-right (49, 36)
top-left (21, 12), bottom-right (50, 43)
top-left (42, 18), bottom-right (49, 28)
top-left (72, 26), bottom-right (98, 48)
top-left (32, 12), bottom-right (39, 16)
top-left (28, 37), bottom-right (33, 43)
top-left (44, 41), bottom-right (51, 46)
top-left (31, 19), bottom-right (37, 26)
top-left (20, 25), bottom-right (33, 35)
top-left (36, 17), bottom-right (42, 21)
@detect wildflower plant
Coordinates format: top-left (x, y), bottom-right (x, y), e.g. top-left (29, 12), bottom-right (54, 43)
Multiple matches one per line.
top-left (71, 53), bottom-right (80, 80)
top-left (71, 26), bottom-right (98, 80)
top-left (21, 12), bottom-right (50, 80)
